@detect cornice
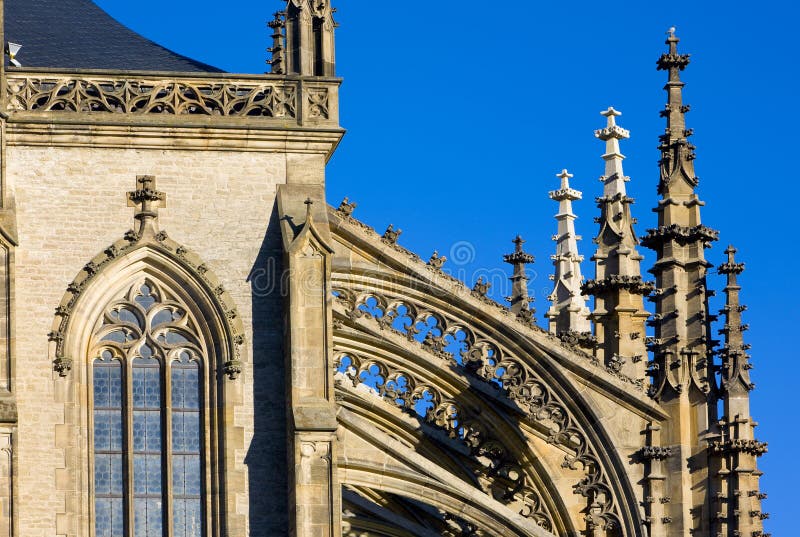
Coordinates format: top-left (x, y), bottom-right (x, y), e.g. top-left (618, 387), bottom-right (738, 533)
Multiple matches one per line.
top-left (5, 120), bottom-right (344, 157)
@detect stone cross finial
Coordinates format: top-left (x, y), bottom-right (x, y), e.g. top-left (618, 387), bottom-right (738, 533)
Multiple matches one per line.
top-left (304, 197), bottom-right (315, 222)
top-left (600, 107), bottom-right (622, 128)
top-left (725, 244), bottom-right (737, 264)
top-left (127, 175), bottom-right (165, 220)
top-left (557, 169), bottom-right (573, 190)
top-left (512, 235), bottom-right (525, 253)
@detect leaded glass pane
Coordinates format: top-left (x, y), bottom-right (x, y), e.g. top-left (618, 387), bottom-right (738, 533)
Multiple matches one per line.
top-left (172, 355), bottom-right (202, 537)
top-left (133, 357), bottom-right (163, 536)
top-left (135, 284), bottom-right (157, 311)
top-left (173, 499), bottom-right (202, 537)
top-left (91, 279), bottom-right (207, 536)
top-left (134, 498), bottom-right (163, 537)
top-left (93, 356), bottom-right (123, 537)
top-left (95, 497), bottom-right (123, 537)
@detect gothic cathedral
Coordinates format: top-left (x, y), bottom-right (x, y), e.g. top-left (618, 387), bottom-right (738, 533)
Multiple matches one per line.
top-left (0, 1), bottom-right (767, 536)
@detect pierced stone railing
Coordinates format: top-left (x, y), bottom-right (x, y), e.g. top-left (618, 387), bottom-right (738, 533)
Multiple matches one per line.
top-left (4, 69), bottom-right (338, 125)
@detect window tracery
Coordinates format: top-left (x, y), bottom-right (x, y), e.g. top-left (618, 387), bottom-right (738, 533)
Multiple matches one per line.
top-left (91, 279), bottom-right (205, 537)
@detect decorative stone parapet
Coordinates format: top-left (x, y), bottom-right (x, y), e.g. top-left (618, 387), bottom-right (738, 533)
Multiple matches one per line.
top-left (5, 69), bottom-right (339, 126)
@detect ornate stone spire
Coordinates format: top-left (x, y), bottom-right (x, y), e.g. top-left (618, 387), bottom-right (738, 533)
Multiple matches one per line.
top-left (640, 29), bottom-right (721, 536)
top-left (711, 246), bottom-right (768, 536)
top-left (267, 12), bottom-right (286, 74)
top-left (641, 28), bottom-right (719, 407)
top-left (717, 246), bottom-right (752, 395)
top-left (503, 236), bottom-right (535, 323)
top-left (545, 169), bottom-right (591, 336)
top-left (582, 107), bottom-right (651, 378)
top-left (273, 0), bottom-right (337, 77)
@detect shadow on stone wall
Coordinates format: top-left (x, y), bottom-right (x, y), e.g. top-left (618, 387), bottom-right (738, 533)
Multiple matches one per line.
top-left (245, 201), bottom-right (287, 534)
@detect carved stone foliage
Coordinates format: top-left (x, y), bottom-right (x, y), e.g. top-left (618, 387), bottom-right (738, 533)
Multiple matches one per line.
top-left (332, 286), bottom-right (623, 532)
top-left (334, 350), bottom-right (554, 531)
top-left (638, 446), bottom-right (673, 461)
top-left (581, 275), bottom-right (655, 296)
top-left (709, 439), bottom-right (768, 457)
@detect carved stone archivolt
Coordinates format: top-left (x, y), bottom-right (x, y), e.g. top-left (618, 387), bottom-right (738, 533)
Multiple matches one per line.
top-left (332, 286), bottom-right (624, 532)
top-left (49, 176), bottom-right (245, 380)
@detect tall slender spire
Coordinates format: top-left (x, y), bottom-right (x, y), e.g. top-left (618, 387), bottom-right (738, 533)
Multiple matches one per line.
top-left (545, 169), bottom-right (591, 336)
top-left (712, 246), bottom-right (768, 537)
top-left (717, 246), bottom-right (752, 395)
top-left (582, 107), bottom-right (651, 379)
top-left (267, 12), bottom-right (286, 74)
top-left (641, 28), bottom-right (720, 536)
top-left (504, 236), bottom-right (535, 323)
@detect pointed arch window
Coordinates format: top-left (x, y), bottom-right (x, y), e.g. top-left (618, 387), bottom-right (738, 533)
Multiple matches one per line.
top-left (91, 279), bottom-right (205, 537)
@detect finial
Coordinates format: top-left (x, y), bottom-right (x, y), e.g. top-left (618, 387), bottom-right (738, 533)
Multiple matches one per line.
top-left (268, 11), bottom-right (284, 29)
top-left (382, 224), bottom-right (402, 245)
top-left (503, 235), bottom-right (535, 319)
top-left (557, 169), bottom-right (573, 189)
top-left (127, 175), bottom-right (166, 236)
top-left (428, 250), bottom-right (447, 270)
top-left (472, 276), bottom-right (491, 297)
top-left (719, 245), bottom-right (745, 275)
top-left (725, 245), bottom-right (737, 263)
top-left (504, 236), bottom-right (535, 265)
top-left (658, 28), bottom-right (690, 71)
top-left (336, 197), bottom-right (357, 217)
top-left (595, 107), bottom-right (630, 141)
top-left (304, 197), bottom-right (314, 219)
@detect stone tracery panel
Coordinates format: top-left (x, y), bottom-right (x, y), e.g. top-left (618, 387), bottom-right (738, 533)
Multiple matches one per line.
top-left (333, 285), bottom-right (624, 533)
top-left (334, 349), bottom-right (555, 532)
top-left (6, 73), bottom-right (336, 124)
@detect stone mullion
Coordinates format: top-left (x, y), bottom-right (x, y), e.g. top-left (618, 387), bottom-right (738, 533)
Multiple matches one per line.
top-left (123, 358), bottom-right (134, 537)
top-left (162, 360), bottom-right (174, 537)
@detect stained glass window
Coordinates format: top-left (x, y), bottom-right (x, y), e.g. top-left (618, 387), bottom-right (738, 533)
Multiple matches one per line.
top-left (94, 350), bottom-right (123, 537)
top-left (172, 352), bottom-right (202, 537)
top-left (91, 280), bottom-right (206, 537)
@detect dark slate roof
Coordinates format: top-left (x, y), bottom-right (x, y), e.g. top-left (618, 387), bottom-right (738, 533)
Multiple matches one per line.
top-left (4, 0), bottom-right (223, 72)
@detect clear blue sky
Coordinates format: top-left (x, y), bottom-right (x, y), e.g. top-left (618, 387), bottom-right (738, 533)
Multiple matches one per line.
top-left (95, 1), bottom-right (796, 532)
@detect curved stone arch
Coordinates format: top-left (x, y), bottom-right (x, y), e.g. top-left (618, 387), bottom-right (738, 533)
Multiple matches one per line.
top-left (337, 406), bottom-right (557, 537)
top-left (48, 231), bottom-right (248, 537)
top-left (332, 272), bottom-right (645, 536)
top-left (333, 329), bottom-right (579, 535)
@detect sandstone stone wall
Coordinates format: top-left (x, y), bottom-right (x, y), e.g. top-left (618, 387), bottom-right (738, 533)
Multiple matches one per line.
top-left (7, 146), bottom-right (295, 536)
